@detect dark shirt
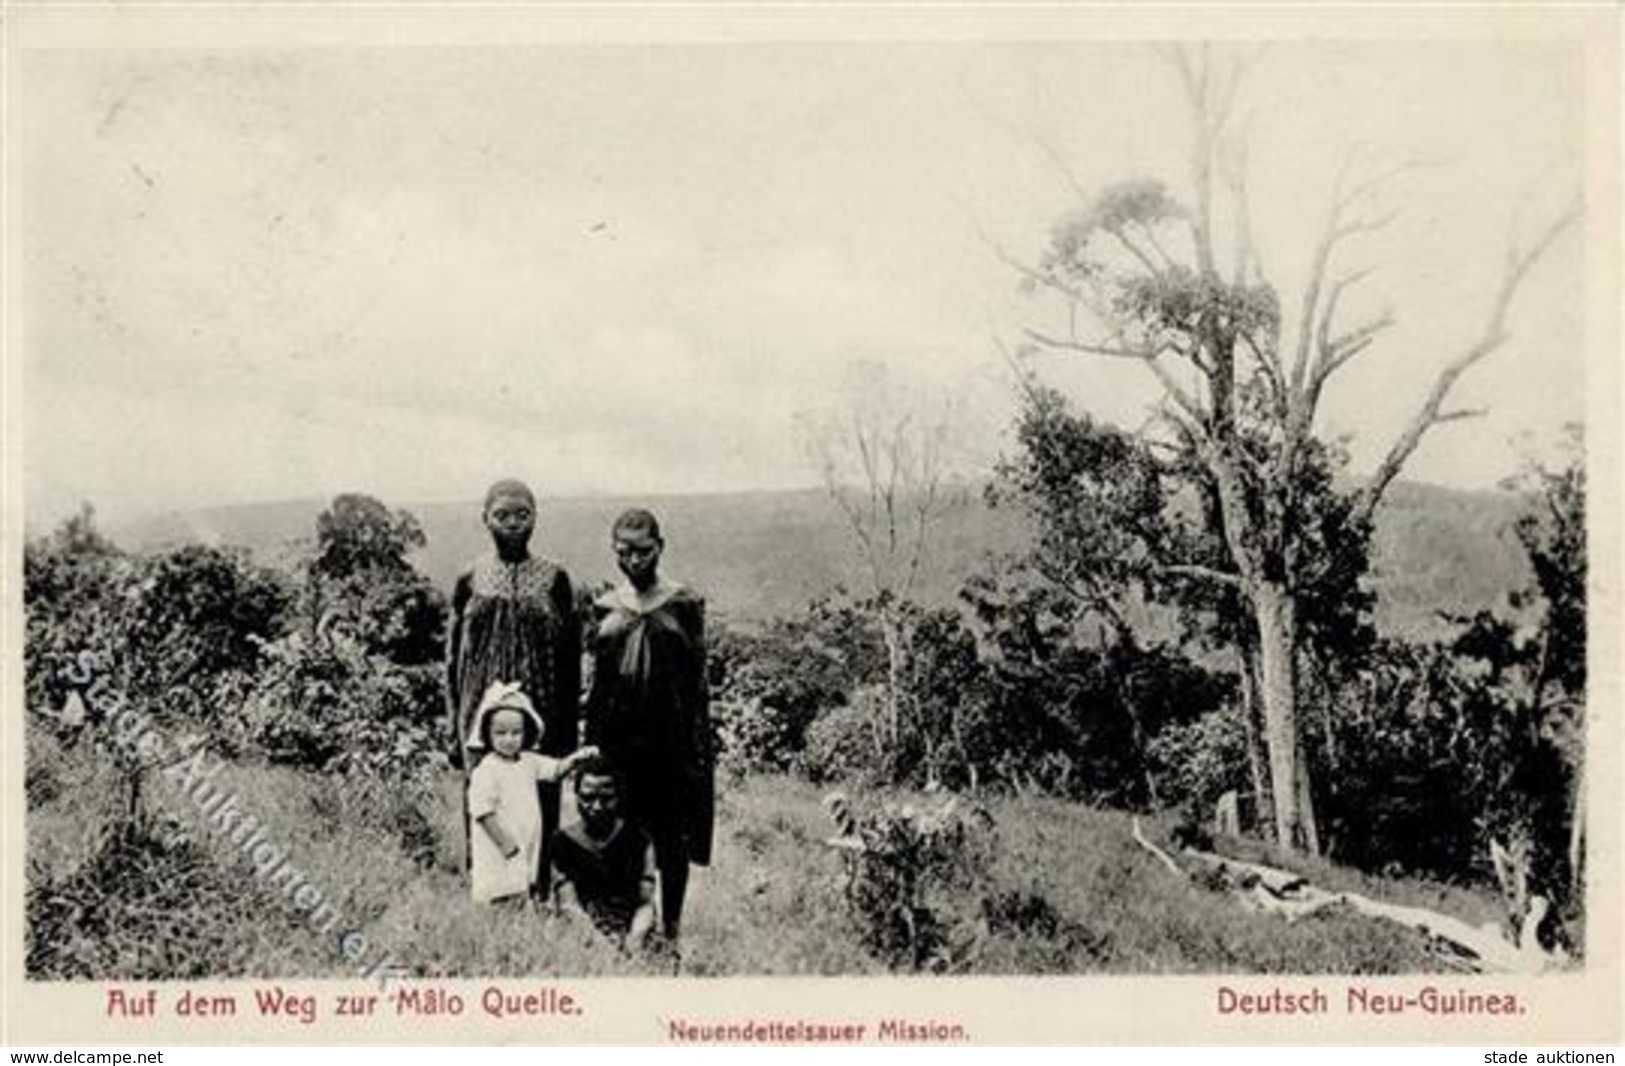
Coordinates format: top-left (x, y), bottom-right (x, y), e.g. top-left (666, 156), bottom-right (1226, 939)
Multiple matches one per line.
top-left (552, 819), bottom-right (655, 938)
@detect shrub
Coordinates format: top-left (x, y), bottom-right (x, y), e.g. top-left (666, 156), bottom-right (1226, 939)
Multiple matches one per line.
top-left (709, 597), bottom-right (887, 775)
top-left (712, 697), bottom-right (807, 778)
top-left (120, 545), bottom-right (293, 718)
top-left (23, 506), bottom-right (129, 711)
top-left (307, 569), bottom-right (446, 668)
top-left (802, 691), bottom-right (886, 785)
top-left (1318, 630), bottom-right (1575, 894)
top-left (240, 633), bottom-right (446, 777)
top-left (823, 791), bottom-right (999, 972)
top-left (955, 567), bottom-right (1230, 805)
top-left (1145, 703), bottom-right (1251, 822)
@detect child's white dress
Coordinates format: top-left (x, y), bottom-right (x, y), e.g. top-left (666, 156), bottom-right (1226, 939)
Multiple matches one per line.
top-left (467, 751), bottom-right (564, 903)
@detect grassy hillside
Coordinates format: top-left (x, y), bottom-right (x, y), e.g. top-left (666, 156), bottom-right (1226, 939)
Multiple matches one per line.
top-left (113, 480), bottom-right (1532, 637)
top-left (27, 729), bottom-right (1506, 978)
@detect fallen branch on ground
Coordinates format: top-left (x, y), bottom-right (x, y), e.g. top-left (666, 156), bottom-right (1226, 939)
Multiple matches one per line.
top-left (1129, 822), bottom-right (1568, 974)
top-left (1130, 817), bottom-right (1184, 877)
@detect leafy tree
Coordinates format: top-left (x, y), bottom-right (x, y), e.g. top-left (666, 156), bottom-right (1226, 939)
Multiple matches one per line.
top-left (957, 564), bottom-right (1228, 804)
top-left (1288, 433), bottom-right (1583, 905)
top-left (23, 505), bottom-right (129, 711)
top-left (1509, 426), bottom-right (1586, 704)
top-left (305, 493), bottom-right (444, 665)
top-left (1005, 46), bottom-right (1577, 850)
top-left (25, 510), bottom-right (293, 821)
top-left (1502, 428), bottom-right (1586, 899)
top-left (120, 544), bottom-right (293, 723)
top-left (313, 493), bottom-right (425, 578)
top-left (988, 384), bottom-right (1202, 805)
top-left (989, 383), bottom-right (1373, 824)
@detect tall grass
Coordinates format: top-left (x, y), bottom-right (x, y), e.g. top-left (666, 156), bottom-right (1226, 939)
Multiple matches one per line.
top-left (27, 730), bottom-right (1493, 978)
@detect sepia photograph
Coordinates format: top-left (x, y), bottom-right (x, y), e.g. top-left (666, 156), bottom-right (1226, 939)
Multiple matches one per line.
top-left (3, 4), bottom-right (1619, 1047)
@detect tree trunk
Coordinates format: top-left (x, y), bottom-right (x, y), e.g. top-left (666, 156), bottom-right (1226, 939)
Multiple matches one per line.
top-left (1238, 640), bottom-right (1274, 841)
top-left (879, 611), bottom-right (906, 747)
top-left (1294, 731), bottom-right (1320, 855)
top-left (1254, 583), bottom-right (1315, 852)
top-left (1130, 703), bottom-right (1160, 809)
top-left (1109, 625), bottom-right (1160, 809)
top-left (1295, 647), bottom-right (1325, 856)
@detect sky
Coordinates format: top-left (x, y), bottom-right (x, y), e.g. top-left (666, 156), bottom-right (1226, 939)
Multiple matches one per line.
top-left (17, 40), bottom-right (1587, 529)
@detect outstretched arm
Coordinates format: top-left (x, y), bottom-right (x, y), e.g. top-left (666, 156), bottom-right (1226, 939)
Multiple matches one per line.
top-left (532, 746), bottom-right (601, 784)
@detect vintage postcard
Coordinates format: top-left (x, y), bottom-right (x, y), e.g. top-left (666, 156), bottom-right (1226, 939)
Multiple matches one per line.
top-left (2, 2), bottom-right (1620, 1047)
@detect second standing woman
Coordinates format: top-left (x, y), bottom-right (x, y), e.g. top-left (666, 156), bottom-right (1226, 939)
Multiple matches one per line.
top-left (584, 508), bottom-right (713, 946)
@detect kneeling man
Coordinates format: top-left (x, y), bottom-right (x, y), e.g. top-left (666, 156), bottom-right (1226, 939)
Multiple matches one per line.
top-left (552, 757), bottom-right (657, 951)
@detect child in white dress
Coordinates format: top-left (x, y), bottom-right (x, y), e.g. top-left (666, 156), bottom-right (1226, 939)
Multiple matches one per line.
top-left (465, 682), bottom-right (597, 904)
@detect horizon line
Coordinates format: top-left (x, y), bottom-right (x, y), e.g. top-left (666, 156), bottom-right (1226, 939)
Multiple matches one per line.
top-left (22, 471), bottom-right (1532, 543)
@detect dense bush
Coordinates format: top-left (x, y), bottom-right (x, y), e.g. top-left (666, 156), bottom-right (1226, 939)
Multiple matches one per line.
top-left (22, 506), bottom-right (130, 713)
top-left (951, 569), bottom-right (1228, 804)
top-left (710, 597), bottom-right (885, 775)
top-left (824, 792), bottom-right (999, 972)
top-left (711, 697), bottom-right (808, 779)
top-left (26, 523), bottom-right (293, 731)
top-left (802, 688), bottom-right (888, 785)
top-left (303, 492), bottom-right (447, 667)
top-left (121, 544), bottom-right (294, 729)
top-left (731, 574), bottom-right (1231, 806)
top-left (1145, 703), bottom-right (1251, 823)
top-left (1320, 626), bottom-right (1577, 893)
top-left (24, 497), bottom-right (445, 820)
top-left (311, 572), bottom-right (447, 667)
top-left (240, 632), bottom-right (445, 777)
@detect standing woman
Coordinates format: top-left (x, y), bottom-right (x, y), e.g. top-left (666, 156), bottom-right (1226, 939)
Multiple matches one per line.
top-left (584, 508), bottom-right (713, 945)
top-left (446, 479), bottom-right (582, 895)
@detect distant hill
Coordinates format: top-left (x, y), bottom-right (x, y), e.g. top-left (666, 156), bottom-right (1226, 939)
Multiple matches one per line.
top-left (1365, 481), bottom-right (1533, 638)
top-left (111, 481), bottom-right (1533, 638)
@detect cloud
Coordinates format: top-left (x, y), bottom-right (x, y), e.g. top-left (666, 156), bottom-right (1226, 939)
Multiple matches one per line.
top-left (18, 43), bottom-right (1588, 528)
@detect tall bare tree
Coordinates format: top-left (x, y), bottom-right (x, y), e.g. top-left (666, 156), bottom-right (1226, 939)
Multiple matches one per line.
top-left (799, 364), bottom-right (963, 766)
top-left (1008, 46), bottom-right (1579, 851)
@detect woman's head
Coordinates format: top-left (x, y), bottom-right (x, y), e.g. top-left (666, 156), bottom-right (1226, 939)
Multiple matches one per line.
top-left (483, 479), bottom-right (537, 556)
top-left (611, 508), bottom-right (664, 590)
